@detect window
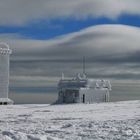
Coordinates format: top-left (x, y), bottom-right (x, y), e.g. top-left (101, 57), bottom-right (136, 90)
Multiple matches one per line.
top-left (4, 102), bottom-right (7, 105)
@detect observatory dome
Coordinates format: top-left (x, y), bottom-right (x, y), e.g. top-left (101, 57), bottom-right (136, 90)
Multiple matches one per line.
top-left (0, 43), bottom-right (9, 49)
top-left (0, 43), bottom-right (12, 54)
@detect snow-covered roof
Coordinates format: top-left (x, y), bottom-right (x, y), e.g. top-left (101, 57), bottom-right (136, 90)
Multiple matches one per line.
top-left (58, 79), bottom-right (87, 89)
top-left (87, 79), bottom-right (111, 90)
top-left (58, 74), bottom-right (111, 90)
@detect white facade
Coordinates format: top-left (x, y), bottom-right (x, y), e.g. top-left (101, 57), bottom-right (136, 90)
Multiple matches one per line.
top-left (0, 43), bottom-right (13, 105)
top-left (57, 74), bottom-right (111, 104)
top-left (79, 88), bottom-right (110, 103)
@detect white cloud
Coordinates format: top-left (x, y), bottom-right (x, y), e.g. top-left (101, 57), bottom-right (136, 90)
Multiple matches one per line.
top-left (0, 0), bottom-right (140, 25)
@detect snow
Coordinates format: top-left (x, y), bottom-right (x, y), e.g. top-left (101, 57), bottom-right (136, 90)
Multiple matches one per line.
top-left (1, 100), bottom-right (140, 139)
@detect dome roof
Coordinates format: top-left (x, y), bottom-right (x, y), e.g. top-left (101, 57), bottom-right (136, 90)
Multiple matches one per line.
top-left (0, 43), bottom-right (12, 54)
top-left (0, 42), bottom-right (9, 49)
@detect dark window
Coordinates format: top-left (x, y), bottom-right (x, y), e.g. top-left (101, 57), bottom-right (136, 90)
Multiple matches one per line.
top-left (83, 94), bottom-right (85, 103)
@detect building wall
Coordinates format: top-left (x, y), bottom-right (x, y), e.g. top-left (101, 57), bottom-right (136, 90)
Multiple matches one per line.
top-left (79, 88), bottom-right (109, 103)
top-left (57, 88), bottom-right (110, 104)
top-left (58, 89), bottom-right (80, 103)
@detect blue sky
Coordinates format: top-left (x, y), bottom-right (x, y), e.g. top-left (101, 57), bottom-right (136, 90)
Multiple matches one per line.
top-left (0, 15), bottom-right (140, 40)
top-left (0, 0), bottom-right (140, 40)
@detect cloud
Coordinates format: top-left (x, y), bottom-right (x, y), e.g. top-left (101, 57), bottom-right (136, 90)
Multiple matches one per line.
top-left (4, 24), bottom-right (140, 61)
top-left (0, 24), bottom-right (139, 80)
top-left (0, 0), bottom-right (140, 26)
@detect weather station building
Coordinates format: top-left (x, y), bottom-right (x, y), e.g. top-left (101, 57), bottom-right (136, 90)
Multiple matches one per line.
top-left (57, 58), bottom-right (111, 104)
top-left (0, 43), bottom-right (13, 105)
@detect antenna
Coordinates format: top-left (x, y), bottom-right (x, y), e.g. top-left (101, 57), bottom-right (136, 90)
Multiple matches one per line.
top-left (83, 56), bottom-right (86, 74)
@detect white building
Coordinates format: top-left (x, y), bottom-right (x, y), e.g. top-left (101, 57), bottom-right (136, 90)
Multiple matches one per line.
top-left (0, 43), bottom-right (13, 105)
top-left (57, 73), bottom-right (111, 104)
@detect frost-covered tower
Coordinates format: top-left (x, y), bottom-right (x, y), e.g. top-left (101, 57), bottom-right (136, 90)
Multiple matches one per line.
top-left (0, 43), bottom-right (13, 105)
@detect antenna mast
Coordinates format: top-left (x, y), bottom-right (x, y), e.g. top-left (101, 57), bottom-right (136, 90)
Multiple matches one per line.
top-left (83, 56), bottom-right (86, 74)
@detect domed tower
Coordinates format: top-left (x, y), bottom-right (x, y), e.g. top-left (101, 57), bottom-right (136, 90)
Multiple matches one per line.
top-left (0, 43), bottom-right (13, 105)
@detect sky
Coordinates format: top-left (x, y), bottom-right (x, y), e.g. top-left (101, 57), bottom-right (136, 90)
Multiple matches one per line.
top-left (1, 0), bottom-right (140, 103)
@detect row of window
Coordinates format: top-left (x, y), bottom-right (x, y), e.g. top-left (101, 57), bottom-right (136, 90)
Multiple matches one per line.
top-left (0, 102), bottom-right (8, 105)
top-left (59, 90), bottom-right (79, 97)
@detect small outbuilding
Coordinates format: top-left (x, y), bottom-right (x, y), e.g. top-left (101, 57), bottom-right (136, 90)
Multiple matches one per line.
top-left (57, 73), bottom-right (111, 104)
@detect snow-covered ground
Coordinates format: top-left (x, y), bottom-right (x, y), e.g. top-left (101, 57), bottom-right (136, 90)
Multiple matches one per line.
top-left (1, 101), bottom-right (140, 140)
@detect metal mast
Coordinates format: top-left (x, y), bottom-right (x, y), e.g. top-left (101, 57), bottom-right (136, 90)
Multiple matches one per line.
top-left (83, 56), bottom-right (86, 74)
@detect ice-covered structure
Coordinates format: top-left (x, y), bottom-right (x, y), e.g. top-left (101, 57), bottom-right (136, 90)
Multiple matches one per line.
top-left (0, 43), bottom-right (13, 105)
top-left (57, 73), bottom-right (111, 104)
